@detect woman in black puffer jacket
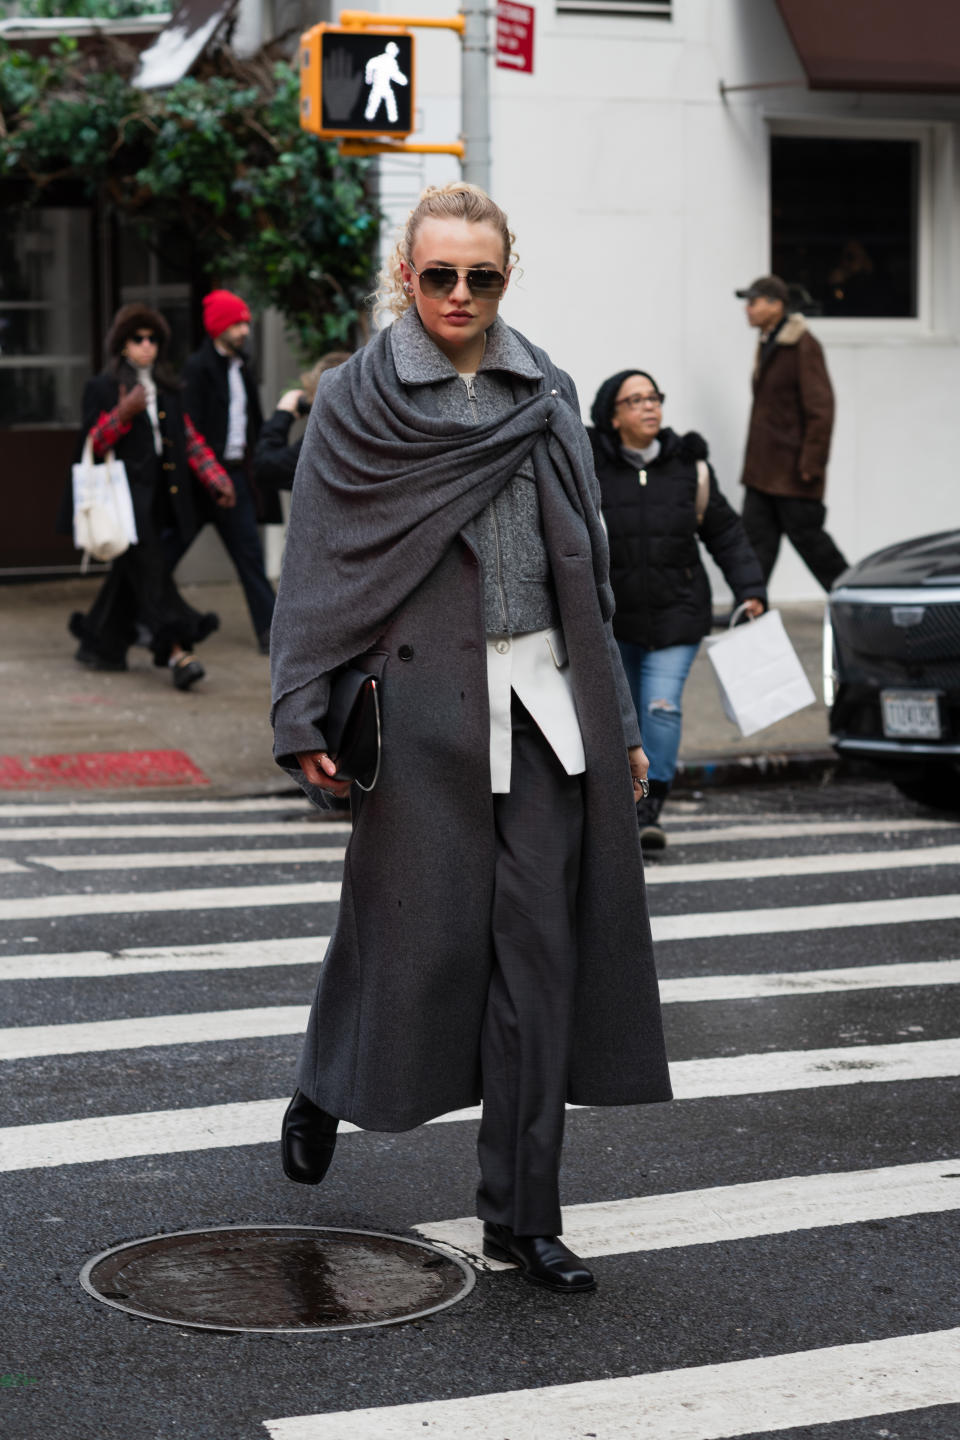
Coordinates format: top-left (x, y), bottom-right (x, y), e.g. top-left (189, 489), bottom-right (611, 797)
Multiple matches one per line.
top-left (590, 368), bottom-right (766, 849)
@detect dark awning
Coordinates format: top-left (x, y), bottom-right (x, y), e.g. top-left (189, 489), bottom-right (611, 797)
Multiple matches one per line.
top-left (776, 0), bottom-right (960, 93)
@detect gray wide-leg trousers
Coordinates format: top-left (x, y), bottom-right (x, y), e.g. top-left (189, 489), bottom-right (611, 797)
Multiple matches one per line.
top-left (476, 695), bottom-right (585, 1237)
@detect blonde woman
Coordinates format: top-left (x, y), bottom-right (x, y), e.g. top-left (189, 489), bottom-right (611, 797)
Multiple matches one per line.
top-left (270, 184), bottom-right (671, 1294)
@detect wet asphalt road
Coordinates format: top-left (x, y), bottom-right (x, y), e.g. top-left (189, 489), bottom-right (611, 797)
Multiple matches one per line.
top-left (0, 777), bottom-right (958, 1440)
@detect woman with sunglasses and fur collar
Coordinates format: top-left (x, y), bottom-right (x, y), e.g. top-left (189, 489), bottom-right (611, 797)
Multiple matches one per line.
top-left (66, 303), bottom-right (234, 688)
top-left (589, 371), bottom-right (766, 850)
top-left (270, 183), bottom-right (671, 1296)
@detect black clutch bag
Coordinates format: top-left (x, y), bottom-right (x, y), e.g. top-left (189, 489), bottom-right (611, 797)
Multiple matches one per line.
top-left (323, 667), bottom-right (381, 791)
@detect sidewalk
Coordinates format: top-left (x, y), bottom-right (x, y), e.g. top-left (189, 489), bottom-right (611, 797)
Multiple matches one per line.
top-left (0, 577), bottom-right (833, 798)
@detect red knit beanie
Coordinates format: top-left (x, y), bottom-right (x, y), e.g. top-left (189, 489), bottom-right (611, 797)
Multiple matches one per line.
top-left (202, 289), bottom-right (251, 338)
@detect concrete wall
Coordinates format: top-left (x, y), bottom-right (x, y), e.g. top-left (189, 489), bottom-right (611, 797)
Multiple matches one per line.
top-left (367, 0), bottom-right (960, 602)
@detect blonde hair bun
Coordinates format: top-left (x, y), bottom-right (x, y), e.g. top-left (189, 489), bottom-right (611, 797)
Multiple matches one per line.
top-left (375, 182), bottom-right (517, 323)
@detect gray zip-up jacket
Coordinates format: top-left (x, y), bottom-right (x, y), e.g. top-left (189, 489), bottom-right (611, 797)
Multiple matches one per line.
top-left (390, 309), bottom-right (559, 636)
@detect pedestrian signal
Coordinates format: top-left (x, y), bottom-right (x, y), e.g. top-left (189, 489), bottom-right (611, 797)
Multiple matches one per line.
top-left (300, 26), bottom-right (415, 139)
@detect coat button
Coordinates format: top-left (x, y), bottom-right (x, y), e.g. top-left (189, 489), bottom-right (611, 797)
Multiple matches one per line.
top-left (169, 485), bottom-right (178, 494)
top-left (163, 462), bottom-right (174, 471)
top-left (398, 644), bottom-right (414, 661)
top-left (495, 639), bottom-right (510, 655)
top-left (158, 410), bottom-right (166, 419)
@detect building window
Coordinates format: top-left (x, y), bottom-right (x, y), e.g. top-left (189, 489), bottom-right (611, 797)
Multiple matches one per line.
top-left (555, 0), bottom-right (670, 18)
top-left (770, 135), bottom-right (919, 319)
top-left (0, 207), bottom-right (93, 427)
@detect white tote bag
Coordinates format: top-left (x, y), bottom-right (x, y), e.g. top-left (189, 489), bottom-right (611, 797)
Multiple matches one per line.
top-left (703, 607), bottom-right (816, 738)
top-left (72, 436), bottom-right (138, 569)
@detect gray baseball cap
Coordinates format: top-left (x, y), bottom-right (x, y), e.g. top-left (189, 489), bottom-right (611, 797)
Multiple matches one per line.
top-left (735, 275), bottom-right (789, 304)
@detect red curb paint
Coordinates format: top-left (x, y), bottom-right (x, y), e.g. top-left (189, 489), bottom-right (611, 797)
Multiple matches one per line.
top-left (0, 751), bottom-right (210, 790)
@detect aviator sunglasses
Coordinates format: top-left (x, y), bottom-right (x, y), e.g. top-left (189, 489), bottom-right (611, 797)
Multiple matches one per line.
top-left (408, 261), bottom-right (507, 300)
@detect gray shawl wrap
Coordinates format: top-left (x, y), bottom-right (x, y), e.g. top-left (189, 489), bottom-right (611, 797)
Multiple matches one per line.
top-left (270, 320), bottom-right (614, 715)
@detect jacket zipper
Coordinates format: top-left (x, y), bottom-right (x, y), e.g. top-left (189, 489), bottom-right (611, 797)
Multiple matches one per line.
top-left (464, 373), bottom-right (509, 632)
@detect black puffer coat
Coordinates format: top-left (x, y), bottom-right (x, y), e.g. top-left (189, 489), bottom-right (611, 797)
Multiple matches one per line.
top-left (590, 426), bottom-right (766, 650)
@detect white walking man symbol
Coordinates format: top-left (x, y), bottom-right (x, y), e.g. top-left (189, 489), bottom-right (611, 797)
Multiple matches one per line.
top-left (364, 41), bottom-right (408, 124)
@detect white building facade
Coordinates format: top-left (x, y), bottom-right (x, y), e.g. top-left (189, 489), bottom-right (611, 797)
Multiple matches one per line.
top-left (363, 0), bottom-right (960, 602)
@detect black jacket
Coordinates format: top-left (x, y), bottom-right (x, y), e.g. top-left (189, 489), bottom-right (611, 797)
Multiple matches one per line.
top-left (57, 372), bottom-right (198, 543)
top-left (591, 426), bottom-right (766, 649)
top-left (253, 408), bottom-right (302, 493)
top-left (181, 338), bottom-right (280, 522)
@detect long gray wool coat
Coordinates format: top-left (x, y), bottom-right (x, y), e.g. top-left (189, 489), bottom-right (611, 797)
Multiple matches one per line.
top-left (272, 312), bottom-right (672, 1131)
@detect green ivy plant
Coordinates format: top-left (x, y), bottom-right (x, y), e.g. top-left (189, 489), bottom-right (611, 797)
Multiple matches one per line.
top-left (0, 36), bottom-right (381, 357)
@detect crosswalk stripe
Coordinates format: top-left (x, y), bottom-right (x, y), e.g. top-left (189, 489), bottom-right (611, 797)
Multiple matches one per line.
top-left (261, 1326), bottom-right (960, 1439)
top-left (3, 1038), bottom-right (958, 1172)
top-left (0, 799), bottom-right (311, 817)
top-left (0, 1005), bottom-right (312, 1059)
top-left (0, 937), bottom-right (327, 982)
top-left (0, 822), bottom-right (349, 842)
top-left (0, 881), bottom-right (341, 922)
top-left (24, 841), bottom-right (960, 882)
top-left (655, 891), bottom-right (960, 940)
top-left (2, 882), bottom-right (959, 932)
top-left (0, 818), bottom-right (954, 847)
top-left (0, 859), bottom-right (27, 873)
top-left (659, 957), bottom-right (960, 1001)
top-left (6, 959), bottom-right (960, 1055)
top-left (1, 948), bottom-right (955, 997)
top-left (667, 817), bottom-right (957, 846)
top-left (414, 1158), bottom-right (960, 1268)
top-left (644, 843), bottom-right (960, 885)
top-left (29, 847), bottom-right (348, 872)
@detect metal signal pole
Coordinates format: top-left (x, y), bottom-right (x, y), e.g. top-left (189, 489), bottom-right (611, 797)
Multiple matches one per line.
top-left (460, 0), bottom-right (491, 189)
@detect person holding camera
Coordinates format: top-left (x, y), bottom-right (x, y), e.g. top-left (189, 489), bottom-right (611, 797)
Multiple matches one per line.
top-left (253, 353), bottom-right (352, 496)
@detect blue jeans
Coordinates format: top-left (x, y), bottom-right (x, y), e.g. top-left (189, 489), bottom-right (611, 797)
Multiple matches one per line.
top-left (617, 640), bottom-right (700, 786)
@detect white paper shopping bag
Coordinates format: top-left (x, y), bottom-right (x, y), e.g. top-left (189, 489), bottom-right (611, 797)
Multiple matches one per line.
top-left (703, 609), bottom-right (816, 737)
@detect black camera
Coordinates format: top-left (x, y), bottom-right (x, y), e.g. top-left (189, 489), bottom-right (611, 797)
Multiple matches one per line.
top-left (296, 394), bottom-right (312, 417)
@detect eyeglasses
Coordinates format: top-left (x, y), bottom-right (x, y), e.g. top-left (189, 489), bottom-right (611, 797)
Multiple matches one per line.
top-left (408, 262), bottom-right (507, 300)
top-left (130, 332), bottom-right (158, 344)
top-left (616, 392), bottom-right (665, 410)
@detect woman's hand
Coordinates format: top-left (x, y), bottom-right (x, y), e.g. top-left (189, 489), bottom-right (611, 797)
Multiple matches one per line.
top-left (116, 383), bottom-right (148, 424)
top-left (741, 597), bottom-right (765, 619)
top-left (296, 750), bottom-right (352, 798)
top-left (628, 744), bottom-right (650, 800)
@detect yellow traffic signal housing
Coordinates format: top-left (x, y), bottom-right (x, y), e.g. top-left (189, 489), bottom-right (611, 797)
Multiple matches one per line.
top-left (300, 25), bottom-right (416, 140)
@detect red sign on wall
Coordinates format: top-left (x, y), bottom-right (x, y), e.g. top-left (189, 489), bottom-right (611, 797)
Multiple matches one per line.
top-left (496, 0), bottom-right (534, 74)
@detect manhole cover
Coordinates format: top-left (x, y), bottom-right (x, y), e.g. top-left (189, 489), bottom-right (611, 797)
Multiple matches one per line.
top-left (80, 1225), bottom-right (475, 1333)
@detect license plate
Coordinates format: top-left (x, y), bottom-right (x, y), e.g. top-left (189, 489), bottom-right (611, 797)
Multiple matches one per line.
top-left (881, 690), bottom-right (942, 740)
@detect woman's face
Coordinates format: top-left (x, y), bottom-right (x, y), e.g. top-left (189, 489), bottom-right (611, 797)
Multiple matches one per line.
top-left (611, 373), bottom-right (663, 450)
top-left (400, 217), bottom-right (510, 359)
top-left (123, 330), bottom-right (159, 368)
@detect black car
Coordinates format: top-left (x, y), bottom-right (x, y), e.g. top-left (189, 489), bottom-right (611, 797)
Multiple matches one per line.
top-left (825, 529), bottom-right (960, 810)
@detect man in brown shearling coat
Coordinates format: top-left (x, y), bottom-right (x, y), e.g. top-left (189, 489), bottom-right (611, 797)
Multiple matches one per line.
top-left (736, 275), bottom-right (848, 591)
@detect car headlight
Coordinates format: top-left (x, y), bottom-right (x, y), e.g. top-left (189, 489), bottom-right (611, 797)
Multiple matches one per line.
top-left (822, 605), bottom-right (837, 707)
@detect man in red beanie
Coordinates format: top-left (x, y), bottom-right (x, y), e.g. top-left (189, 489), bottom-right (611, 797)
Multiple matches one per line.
top-left (178, 289), bottom-right (279, 652)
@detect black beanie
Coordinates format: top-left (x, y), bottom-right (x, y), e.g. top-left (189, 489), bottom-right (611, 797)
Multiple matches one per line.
top-left (590, 369), bottom-right (661, 459)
